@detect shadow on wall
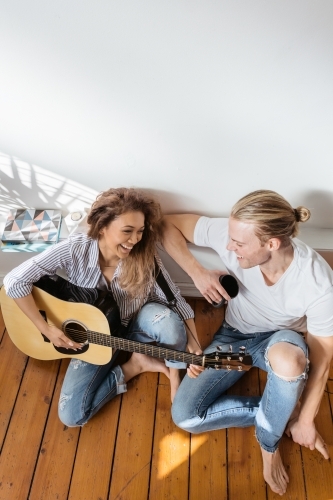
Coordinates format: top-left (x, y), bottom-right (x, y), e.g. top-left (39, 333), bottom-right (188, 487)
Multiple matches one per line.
top-left (0, 151), bottom-right (207, 218)
top-left (0, 151), bottom-right (99, 217)
top-left (302, 190), bottom-right (333, 229)
top-left (141, 189), bottom-right (226, 218)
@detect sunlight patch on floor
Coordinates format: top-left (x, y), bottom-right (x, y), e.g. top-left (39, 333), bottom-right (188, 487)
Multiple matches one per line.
top-left (157, 432), bottom-right (207, 479)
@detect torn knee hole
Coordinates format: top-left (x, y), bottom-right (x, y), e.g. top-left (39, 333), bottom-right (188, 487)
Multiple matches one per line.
top-left (266, 355), bottom-right (309, 381)
top-left (273, 371), bottom-right (306, 381)
top-left (152, 308), bottom-right (171, 324)
top-left (59, 393), bottom-right (73, 411)
top-left (71, 359), bottom-right (87, 370)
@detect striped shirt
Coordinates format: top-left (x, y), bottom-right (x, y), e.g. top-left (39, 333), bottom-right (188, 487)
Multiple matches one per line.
top-left (4, 233), bottom-right (194, 326)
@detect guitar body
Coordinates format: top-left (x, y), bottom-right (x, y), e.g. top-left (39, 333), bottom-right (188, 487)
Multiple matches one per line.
top-left (0, 277), bottom-right (116, 365)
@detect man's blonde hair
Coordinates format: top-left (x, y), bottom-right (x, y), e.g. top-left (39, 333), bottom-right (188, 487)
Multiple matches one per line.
top-left (230, 190), bottom-right (311, 247)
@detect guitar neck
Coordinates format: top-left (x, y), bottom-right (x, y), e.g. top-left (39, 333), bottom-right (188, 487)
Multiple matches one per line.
top-left (87, 331), bottom-right (204, 366)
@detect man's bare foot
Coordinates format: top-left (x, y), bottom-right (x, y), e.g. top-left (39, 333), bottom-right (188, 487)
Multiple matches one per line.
top-left (315, 432), bottom-right (330, 459)
top-left (121, 353), bottom-right (170, 382)
top-left (169, 368), bottom-right (181, 402)
top-left (261, 447), bottom-right (289, 496)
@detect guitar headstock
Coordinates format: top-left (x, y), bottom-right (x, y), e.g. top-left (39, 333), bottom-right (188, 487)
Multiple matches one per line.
top-left (204, 348), bottom-right (252, 371)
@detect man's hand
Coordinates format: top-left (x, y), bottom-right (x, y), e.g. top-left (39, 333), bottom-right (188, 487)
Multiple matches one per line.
top-left (286, 333), bottom-right (333, 460)
top-left (192, 269), bottom-right (230, 305)
top-left (286, 418), bottom-right (329, 459)
top-left (162, 214), bottom-right (230, 304)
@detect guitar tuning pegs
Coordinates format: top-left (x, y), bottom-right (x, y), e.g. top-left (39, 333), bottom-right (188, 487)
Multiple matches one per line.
top-left (239, 346), bottom-right (246, 354)
top-left (228, 344), bottom-right (233, 353)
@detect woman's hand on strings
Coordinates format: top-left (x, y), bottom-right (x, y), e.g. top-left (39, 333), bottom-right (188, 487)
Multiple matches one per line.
top-left (44, 325), bottom-right (83, 350)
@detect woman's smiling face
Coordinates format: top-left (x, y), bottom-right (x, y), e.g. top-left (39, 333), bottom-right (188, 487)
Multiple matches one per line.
top-left (99, 211), bottom-right (145, 261)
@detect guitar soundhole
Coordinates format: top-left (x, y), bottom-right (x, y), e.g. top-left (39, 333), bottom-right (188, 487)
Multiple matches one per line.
top-left (54, 320), bottom-right (89, 356)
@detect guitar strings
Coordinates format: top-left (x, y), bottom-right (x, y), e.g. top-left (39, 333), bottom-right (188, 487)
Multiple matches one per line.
top-left (63, 326), bottom-right (201, 356)
top-left (63, 326), bottom-right (203, 362)
top-left (61, 326), bottom-right (248, 367)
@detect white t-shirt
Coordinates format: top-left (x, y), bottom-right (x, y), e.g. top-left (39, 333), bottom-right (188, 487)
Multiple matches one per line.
top-left (194, 217), bottom-right (333, 336)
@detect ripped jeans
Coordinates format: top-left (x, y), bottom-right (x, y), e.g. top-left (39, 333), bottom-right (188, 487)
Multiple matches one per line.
top-left (59, 302), bottom-right (187, 426)
top-left (172, 321), bottom-right (309, 453)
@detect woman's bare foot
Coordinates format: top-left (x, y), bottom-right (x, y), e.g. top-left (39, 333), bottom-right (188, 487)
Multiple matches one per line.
top-left (169, 368), bottom-right (181, 402)
top-left (121, 352), bottom-right (170, 382)
top-left (261, 447), bottom-right (289, 496)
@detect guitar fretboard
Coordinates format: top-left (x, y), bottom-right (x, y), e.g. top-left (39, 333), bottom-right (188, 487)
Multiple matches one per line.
top-left (87, 330), bottom-right (205, 366)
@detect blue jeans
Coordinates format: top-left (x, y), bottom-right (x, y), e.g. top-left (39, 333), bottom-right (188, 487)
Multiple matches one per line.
top-left (58, 302), bottom-right (187, 426)
top-left (172, 321), bottom-right (309, 453)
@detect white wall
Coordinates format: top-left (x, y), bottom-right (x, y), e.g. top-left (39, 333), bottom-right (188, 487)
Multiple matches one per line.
top-left (1, 0), bottom-right (333, 280)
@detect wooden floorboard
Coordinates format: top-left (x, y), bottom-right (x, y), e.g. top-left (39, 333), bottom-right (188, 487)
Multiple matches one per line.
top-left (0, 357), bottom-right (60, 500)
top-left (109, 372), bottom-right (158, 500)
top-left (29, 359), bottom-right (80, 500)
top-left (69, 395), bottom-right (120, 500)
top-left (258, 371), bottom-right (307, 500)
top-left (1, 299), bottom-right (333, 500)
top-left (228, 368), bottom-right (267, 500)
top-left (301, 390), bottom-right (333, 500)
top-left (0, 327), bottom-right (28, 449)
top-left (149, 381), bottom-right (190, 500)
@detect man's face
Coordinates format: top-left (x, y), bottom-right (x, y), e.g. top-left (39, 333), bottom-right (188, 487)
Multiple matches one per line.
top-left (227, 217), bottom-right (272, 269)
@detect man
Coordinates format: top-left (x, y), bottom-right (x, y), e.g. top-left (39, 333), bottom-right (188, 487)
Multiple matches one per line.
top-left (162, 190), bottom-right (333, 496)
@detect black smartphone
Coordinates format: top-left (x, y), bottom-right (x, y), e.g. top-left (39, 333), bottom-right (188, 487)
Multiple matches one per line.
top-left (211, 274), bottom-right (239, 308)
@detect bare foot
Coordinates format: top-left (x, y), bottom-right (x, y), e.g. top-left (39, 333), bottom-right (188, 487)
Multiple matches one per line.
top-left (261, 447), bottom-right (289, 496)
top-left (169, 368), bottom-right (181, 402)
top-left (315, 432), bottom-right (330, 459)
top-left (121, 352), bottom-right (170, 383)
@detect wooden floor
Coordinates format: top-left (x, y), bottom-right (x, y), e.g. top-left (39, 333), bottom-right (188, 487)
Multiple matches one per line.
top-left (1, 297), bottom-right (333, 500)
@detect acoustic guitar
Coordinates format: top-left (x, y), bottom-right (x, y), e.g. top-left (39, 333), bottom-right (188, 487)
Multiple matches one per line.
top-left (0, 276), bottom-right (252, 371)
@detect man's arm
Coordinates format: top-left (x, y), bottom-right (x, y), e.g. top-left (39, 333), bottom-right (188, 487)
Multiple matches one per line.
top-left (162, 214), bottom-right (229, 304)
top-left (287, 332), bottom-right (333, 458)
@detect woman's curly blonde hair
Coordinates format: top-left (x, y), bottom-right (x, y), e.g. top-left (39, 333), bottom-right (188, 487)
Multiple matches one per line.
top-left (87, 187), bottom-right (162, 298)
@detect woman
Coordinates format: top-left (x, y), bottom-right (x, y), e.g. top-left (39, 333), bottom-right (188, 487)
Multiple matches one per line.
top-left (4, 188), bottom-right (201, 426)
